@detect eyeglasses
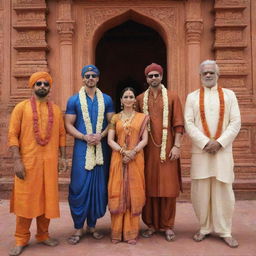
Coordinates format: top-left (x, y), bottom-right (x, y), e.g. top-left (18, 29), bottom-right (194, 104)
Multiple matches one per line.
top-left (147, 74), bottom-right (160, 79)
top-left (35, 81), bottom-right (50, 87)
top-left (84, 74), bottom-right (98, 79)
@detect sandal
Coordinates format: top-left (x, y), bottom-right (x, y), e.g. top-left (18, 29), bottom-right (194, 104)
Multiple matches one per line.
top-left (142, 229), bottom-right (155, 238)
top-left (222, 237), bottom-right (239, 248)
top-left (193, 231), bottom-right (207, 242)
top-left (9, 245), bottom-right (27, 256)
top-left (42, 238), bottom-right (59, 247)
top-left (165, 229), bottom-right (176, 242)
top-left (86, 227), bottom-right (104, 240)
top-left (67, 234), bottom-right (82, 245)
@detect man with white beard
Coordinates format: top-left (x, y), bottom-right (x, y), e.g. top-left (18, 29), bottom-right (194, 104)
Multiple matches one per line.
top-left (184, 60), bottom-right (241, 248)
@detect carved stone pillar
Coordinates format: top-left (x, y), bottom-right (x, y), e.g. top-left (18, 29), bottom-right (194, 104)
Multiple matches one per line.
top-left (185, 0), bottom-right (203, 93)
top-left (11, 0), bottom-right (48, 106)
top-left (57, 0), bottom-right (75, 110)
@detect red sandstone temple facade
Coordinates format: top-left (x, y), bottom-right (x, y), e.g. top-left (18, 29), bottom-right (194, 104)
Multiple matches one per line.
top-left (0, 0), bottom-right (255, 199)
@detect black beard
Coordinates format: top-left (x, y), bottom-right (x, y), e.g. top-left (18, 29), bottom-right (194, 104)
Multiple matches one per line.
top-left (35, 89), bottom-right (49, 98)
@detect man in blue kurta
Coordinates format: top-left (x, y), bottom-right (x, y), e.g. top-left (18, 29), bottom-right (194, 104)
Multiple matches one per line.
top-left (65, 65), bottom-right (114, 244)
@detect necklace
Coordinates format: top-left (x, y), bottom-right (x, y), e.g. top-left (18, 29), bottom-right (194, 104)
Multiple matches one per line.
top-left (30, 96), bottom-right (54, 146)
top-left (143, 84), bottom-right (169, 161)
top-left (79, 87), bottom-right (105, 170)
top-left (199, 86), bottom-right (225, 139)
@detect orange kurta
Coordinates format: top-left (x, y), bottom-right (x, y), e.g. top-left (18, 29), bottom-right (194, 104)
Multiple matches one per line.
top-left (8, 99), bottom-right (66, 219)
top-left (136, 89), bottom-right (184, 197)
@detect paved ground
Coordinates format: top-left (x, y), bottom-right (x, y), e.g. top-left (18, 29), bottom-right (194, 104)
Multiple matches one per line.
top-left (0, 200), bottom-right (255, 256)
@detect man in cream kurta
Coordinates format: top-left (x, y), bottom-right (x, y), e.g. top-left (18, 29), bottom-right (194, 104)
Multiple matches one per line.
top-left (184, 60), bottom-right (241, 248)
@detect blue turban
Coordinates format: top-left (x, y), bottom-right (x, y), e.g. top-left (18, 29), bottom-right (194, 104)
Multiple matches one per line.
top-left (81, 65), bottom-right (100, 77)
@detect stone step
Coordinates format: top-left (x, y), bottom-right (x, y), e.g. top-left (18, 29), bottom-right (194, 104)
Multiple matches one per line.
top-left (1, 177), bottom-right (256, 201)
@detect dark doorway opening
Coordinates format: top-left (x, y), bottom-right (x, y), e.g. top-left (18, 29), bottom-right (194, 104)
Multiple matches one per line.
top-left (96, 20), bottom-right (167, 112)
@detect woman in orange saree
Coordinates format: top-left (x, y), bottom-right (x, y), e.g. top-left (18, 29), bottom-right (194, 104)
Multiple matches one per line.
top-left (108, 87), bottom-right (148, 245)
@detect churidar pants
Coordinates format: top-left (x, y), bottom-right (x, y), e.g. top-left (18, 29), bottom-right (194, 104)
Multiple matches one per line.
top-left (191, 177), bottom-right (235, 237)
top-left (142, 197), bottom-right (176, 231)
top-left (15, 214), bottom-right (50, 246)
top-left (111, 209), bottom-right (140, 241)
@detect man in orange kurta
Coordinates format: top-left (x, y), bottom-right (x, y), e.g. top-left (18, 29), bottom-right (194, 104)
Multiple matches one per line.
top-left (8, 72), bottom-right (67, 256)
top-left (136, 63), bottom-right (184, 241)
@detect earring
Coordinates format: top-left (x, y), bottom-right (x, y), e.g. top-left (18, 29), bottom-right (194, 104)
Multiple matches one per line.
top-left (121, 103), bottom-right (124, 110)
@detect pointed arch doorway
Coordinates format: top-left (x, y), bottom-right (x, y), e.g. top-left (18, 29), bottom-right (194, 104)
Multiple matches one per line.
top-left (95, 20), bottom-right (167, 112)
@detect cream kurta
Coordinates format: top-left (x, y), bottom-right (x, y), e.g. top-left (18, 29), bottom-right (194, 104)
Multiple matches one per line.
top-left (184, 85), bottom-right (241, 183)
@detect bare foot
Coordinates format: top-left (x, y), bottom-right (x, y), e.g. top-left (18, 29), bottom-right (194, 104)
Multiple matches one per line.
top-left (9, 245), bottom-right (26, 256)
top-left (42, 238), bottom-right (59, 246)
top-left (111, 239), bottom-right (121, 244)
top-left (127, 239), bottom-right (137, 245)
top-left (222, 237), bottom-right (239, 248)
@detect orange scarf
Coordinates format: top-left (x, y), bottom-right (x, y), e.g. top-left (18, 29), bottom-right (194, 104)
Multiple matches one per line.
top-left (199, 86), bottom-right (225, 139)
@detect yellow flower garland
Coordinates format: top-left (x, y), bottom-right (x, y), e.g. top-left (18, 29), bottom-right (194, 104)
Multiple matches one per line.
top-left (79, 87), bottom-right (105, 170)
top-left (143, 84), bottom-right (169, 161)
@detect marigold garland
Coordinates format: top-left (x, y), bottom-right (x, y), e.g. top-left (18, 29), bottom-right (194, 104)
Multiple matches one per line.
top-left (199, 86), bottom-right (225, 139)
top-left (143, 84), bottom-right (169, 161)
top-left (79, 87), bottom-right (105, 170)
top-left (30, 96), bottom-right (54, 146)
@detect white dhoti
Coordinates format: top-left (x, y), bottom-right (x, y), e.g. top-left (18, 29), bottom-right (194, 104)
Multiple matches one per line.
top-left (191, 177), bottom-right (235, 237)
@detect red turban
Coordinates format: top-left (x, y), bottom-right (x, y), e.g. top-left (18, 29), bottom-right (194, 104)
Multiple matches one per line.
top-left (144, 63), bottom-right (163, 76)
top-left (28, 72), bottom-right (53, 88)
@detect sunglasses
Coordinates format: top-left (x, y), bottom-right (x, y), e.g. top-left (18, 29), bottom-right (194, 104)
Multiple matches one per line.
top-left (147, 74), bottom-right (160, 79)
top-left (84, 74), bottom-right (98, 79)
top-left (35, 81), bottom-right (50, 87)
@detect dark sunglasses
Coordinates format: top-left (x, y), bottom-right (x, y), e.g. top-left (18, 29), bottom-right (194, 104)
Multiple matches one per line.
top-left (147, 74), bottom-right (160, 79)
top-left (84, 74), bottom-right (98, 79)
top-left (35, 81), bottom-right (50, 87)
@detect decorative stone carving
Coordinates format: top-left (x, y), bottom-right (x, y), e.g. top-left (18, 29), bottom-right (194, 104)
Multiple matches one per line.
top-left (57, 21), bottom-right (75, 43)
top-left (185, 20), bottom-right (203, 44)
top-left (85, 7), bottom-right (177, 38)
top-left (11, 0), bottom-right (48, 102)
top-left (215, 0), bottom-right (248, 7)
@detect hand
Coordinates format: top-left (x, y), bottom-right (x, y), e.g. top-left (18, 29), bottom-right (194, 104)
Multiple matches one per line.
top-left (169, 146), bottom-right (180, 161)
top-left (83, 134), bottom-right (95, 145)
top-left (123, 149), bottom-right (136, 160)
top-left (14, 158), bottom-right (26, 179)
top-left (58, 158), bottom-right (68, 173)
top-left (122, 155), bottom-right (131, 164)
top-left (83, 134), bottom-right (102, 145)
top-left (204, 140), bottom-right (222, 154)
top-left (92, 133), bottom-right (102, 145)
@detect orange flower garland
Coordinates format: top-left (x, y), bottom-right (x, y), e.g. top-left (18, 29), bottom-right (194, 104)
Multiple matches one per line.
top-left (199, 86), bottom-right (225, 139)
top-left (30, 96), bottom-right (54, 146)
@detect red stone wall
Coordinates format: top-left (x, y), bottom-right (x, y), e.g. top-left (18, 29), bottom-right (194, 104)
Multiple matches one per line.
top-left (0, 0), bottom-right (255, 200)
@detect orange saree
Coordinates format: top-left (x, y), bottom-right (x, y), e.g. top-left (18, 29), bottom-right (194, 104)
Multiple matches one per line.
top-left (108, 112), bottom-right (148, 241)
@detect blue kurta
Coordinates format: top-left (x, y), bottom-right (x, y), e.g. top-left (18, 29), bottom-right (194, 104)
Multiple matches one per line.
top-left (66, 92), bottom-right (114, 229)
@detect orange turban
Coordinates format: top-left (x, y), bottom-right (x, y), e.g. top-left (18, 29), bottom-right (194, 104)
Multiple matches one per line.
top-left (144, 63), bottom-right (163, 76)
top-left (28, 72), bottom-right (53, 88)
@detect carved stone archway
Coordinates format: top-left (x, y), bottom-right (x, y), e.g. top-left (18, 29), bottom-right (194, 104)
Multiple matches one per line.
top-left (77, 4), bottom-right (185, 99)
